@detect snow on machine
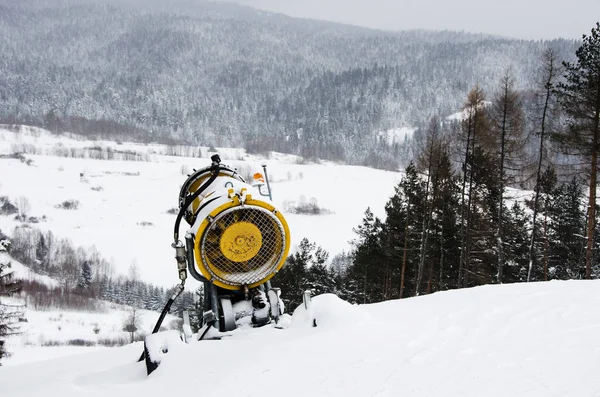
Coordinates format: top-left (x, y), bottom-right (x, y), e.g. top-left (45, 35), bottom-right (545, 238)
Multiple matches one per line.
top-left (142, 154), bottom-right (293, 375)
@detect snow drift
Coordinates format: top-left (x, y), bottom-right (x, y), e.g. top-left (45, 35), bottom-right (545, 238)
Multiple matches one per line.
top-left (2, 280), bottom-right (600, 397)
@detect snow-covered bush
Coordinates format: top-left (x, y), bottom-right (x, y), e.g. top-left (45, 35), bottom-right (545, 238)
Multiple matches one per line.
top-left (284, 196), bottom-right (333, 215)
top-left (55, 200), bottom-right (79, 210)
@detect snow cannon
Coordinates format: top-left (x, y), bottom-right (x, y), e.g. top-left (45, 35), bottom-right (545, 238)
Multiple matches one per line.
top-left (172, 155), bottom-right (289, 331)
top-left (179, 158), bottom-right (290, 292)
top-left (141, 154), bottom-right (293, 376)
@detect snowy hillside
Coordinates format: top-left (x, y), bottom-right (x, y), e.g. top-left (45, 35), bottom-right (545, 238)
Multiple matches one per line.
top-left (0, 250), bottom-right (180, 367)
top-left (1, 280), bottom-right (599, 396)
top-left (0, 126), bottom-right (403, 286)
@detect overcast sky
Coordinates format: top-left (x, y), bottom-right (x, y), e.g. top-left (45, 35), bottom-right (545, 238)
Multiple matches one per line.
top-left (218, 0), bottom-right (599, 39)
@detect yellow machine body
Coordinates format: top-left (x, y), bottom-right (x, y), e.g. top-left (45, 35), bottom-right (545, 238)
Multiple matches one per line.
top-left (182, 166), bottom-right (290, 291)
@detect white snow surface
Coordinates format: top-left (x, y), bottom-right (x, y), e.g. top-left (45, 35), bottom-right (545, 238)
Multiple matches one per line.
top-left (0, 127), bottom-right (403, 286)
top-left (1, 280), bottom-right (600, 396)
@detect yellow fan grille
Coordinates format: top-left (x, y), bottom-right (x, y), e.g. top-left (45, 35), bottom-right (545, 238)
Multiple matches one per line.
top-left (200, 206), bottom-right (286, 287)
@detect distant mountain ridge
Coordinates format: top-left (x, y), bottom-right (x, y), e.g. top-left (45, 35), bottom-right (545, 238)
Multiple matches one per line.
top-left (0, 0), bottom-right (579, 166)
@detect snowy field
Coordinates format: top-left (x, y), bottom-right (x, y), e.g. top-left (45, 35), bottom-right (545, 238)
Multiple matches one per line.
top-left (1, 280), bottom-right (600, 396)
top-left (0, 126), bottom-right (404, 286)
top-left (2, 305), bottom-right (178, 367)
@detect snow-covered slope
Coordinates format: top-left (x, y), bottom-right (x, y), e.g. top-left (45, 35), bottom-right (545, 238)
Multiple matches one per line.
top-left (0, 127), bottom-right (403, 286)
top-left (1, 280), bottom-right (599, 396)
top-left (0, 251), bottom-right (58, 288)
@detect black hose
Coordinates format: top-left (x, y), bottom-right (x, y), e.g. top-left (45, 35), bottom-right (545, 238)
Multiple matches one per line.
top-left (138, 284), bottom-right (185, 362)
top-left (173, 162), bottom-right (221, 242)
top-left (154, 285), bottom-right (184, 334)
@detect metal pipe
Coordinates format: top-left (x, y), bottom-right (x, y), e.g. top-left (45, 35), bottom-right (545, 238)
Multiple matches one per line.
top-left (185, 233), bottom-right (208, 283)
top-left (261, 163), bottom-right (273, 201)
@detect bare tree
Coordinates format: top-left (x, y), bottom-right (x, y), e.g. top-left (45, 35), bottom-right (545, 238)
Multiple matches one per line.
top-left (528, 48), bottom-right (562, 282)
top-left (489, 69), bottom-right (525, 283)
top-left (56, 241), bottom-right (79, 291)
top-left (15, 196), bottom-right (30, 221)
top-left (122, 306), bottom-right (142, 343)
top-left (458, 86), bottom-right (488, 288)
top-left (128, 261), bottom-right (140, 281)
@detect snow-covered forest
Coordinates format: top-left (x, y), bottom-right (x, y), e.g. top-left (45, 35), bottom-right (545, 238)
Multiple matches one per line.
top-left (0, 0), bottom-right (579, 166)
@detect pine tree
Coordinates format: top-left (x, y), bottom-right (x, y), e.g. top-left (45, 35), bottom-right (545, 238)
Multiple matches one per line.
top-left (555, 22), bottom-right (600, 279)
top-left (398, 162), bottom-right (427, 296)
top-left (1, 239), bottom-right (23, 365)
top-left (424, 147), bottom-right (461, 293)
top-left (526, 167), bottom-right (559, 281)
top-left (381, 165), bottom-right (426, 299)
top-left (465, 147), bottom-right (501, 286)
top-left (305, 262), bottom-right (336, 298)
top-left (547, 177), bottom-right (586, 279)
top-left (76, 261), bottom-right (93, 291)
top-left (503, 202), bottom-right (530, 282)
top-left (35, 232), bottom-right (49, 271)
top-left (346, 208), bottom-right (385, 303)
top-left (273, 238), bottom-right (329, 311)
top-left (330, 251), bottom-right (354, 301)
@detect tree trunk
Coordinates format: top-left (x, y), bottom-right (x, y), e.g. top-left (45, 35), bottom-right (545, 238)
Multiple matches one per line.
top-left (399, 202), bottom-right (411, 299)
top-left (528, 52), bottom-right (555, 282)
top-left (438, 200), bottom-right (446, 291)
top-left (383, 242), bottom-right (390, 300)
top-left (585, 123), bottom-right (598, 279)
top-left (497, 94), bottom-right (507, 284)
top-left (458, 118), bottom-right (473, 288)
top-left (543, 210), bottom-right (549, 281)
top-left (464, 119), bottom-right (477, 287)
top-left (427, 244), bottom-right (435, 294)
top-left (425, 177), bottom-right (441, 294)
top-left (416, 166), bottom-right (432, 295)
top-left (527, 126), bottom-right (546, 282)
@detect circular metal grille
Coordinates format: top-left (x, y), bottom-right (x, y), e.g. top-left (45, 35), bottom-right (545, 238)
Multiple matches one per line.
top-left (200, 206), bottom-right (286, 287)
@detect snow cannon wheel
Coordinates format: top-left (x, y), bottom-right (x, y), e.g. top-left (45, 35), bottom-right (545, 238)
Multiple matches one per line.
top-left (143, 330), bottom-right (182, 376)
top-left (219, 297), bottom-right (236, 332)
